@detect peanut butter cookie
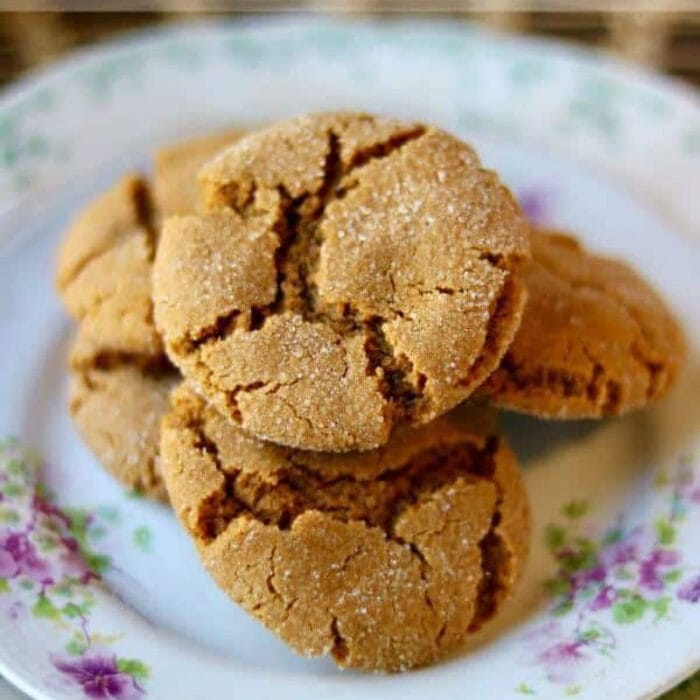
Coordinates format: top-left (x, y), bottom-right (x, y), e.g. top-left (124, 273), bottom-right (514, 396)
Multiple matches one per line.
top-left (57, 129), bottom-right (244, 498)
top-left (154, 112), bottom-right (530, 452)
top-left (481, 229), bottom-right (685, 418)
top-left (160, 383), bottom-right (531, 672)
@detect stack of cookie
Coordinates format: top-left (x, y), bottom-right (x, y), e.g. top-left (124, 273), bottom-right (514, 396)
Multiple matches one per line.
top-left (55, 113), bottom-right (684, 672)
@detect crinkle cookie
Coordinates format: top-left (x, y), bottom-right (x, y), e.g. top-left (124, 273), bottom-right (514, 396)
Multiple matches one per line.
top-left (481, 229), bottom-right (685, 418)
top-left (56, 129), bottom-right (244, 498)
top-left (154, 112), bottom-right (530, 452)
top-left (160, 383), bottom-right (531, 672)
top-left (56, 174), bottom-right (162, 357)
top-left (68, 329), bottom-right (177, 502)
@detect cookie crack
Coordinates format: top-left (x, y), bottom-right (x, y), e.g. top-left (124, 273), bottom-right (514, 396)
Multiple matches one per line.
top-left (178, 309), bottom-right (245, 351)
top-left (467, 439), bottom-right (511, 633)
top-left (533, 255), bottom-right (673, 401)
top-left (271, 130), bottom-right (342, 320)
top-left (266, 544), bottom-right (279, 597)
top-left (330, 617), bottom-right (349, 663)
top-left (225, 381), bottom-right (268, 422)
top-left (363, 316), bottom-right (426, 419)
top-left (334, 126), bottom-right (427, 198)
top-left (71, 348), bottom-right (174, 376)
top-left (492, 353), bottom-right (593, 399)
top-left (400, 539), bottom-right (437, 621)
top-left (336, 545), bottom-right (366, 572)
top-left (190, 410), bottom-right (498, 545)
top-left (459, 274), bottom-right (524, 390)
top-left (489, 278), bottom-right (666, 412)
top-left (133, 177), bottom-right (158, 259)
top-left (469, 525), bottom-right (509, 632)
top-left (186, 125), bottom-right (428, 347)
top-left (630, 342), bottom-right (665, 400)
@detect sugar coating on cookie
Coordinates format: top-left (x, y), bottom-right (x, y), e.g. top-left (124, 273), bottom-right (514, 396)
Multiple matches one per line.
top-left (160, 383), bottom-right (531, 671)
top-left (69, 331), bottom-right (177, 502)
top-left (154, 112), bottom-right (530, 452)
top-left (481, 229), bottom-right (685, 418)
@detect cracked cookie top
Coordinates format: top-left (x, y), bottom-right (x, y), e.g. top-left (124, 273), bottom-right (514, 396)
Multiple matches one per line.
top-left (160, 382), bottom-right (531, 671)
top-left (481, 229), bottom-right (685, 418)
top-left (153, 112), bottom-right (530, 452)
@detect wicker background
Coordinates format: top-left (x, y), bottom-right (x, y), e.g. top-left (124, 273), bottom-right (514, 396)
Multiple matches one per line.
top-left (0, 8), bottom-right (698, 90)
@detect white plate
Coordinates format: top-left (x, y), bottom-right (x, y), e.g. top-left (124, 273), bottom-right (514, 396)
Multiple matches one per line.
top-left (0, 18), bottom-right (699, 700)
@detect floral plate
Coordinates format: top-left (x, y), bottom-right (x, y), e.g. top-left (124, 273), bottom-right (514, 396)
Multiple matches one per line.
top-left (0, 17), bottom-right (698, 700)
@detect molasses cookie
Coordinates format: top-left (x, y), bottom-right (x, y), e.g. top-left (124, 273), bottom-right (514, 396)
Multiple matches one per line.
top-left (481, 228), bottom-right (685, 418)
top-left (56, 174), bottom-right (162, 357)
top-left (154, 112), bottom-right (530, 452)
top-left (160, 383), bottom-right (531, 671)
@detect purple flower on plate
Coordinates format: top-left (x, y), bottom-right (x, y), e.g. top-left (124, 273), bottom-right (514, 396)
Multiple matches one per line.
top-left (590, 585), bottom-right (616, 611)
top-left (571, 564), bottom-right (606, 593)
top-left (639, 548), bottom-right (680, 592)
top-left (677, 574), bottom-right (700, 603)
top-left (53, 654), bottom-right (143, 700)
top-left (32, 494), bottom-right (71, 528)
top-left (58, 536), bottom-right (93, 583)
top-left (0, 530), bottom-right (52, 585)
top-left (5, 600), bottom-right (23, 620)
top-left (600, 540), bottom-right (637, 568)
top-left (526, 622), bottom-right (592, 683)
top-left (537, 640), bottom-right (588, 683)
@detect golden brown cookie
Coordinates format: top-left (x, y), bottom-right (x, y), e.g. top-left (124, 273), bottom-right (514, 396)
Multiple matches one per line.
top-left (481, 229), bottom-right (685, 418)
top-left (56, 174), bottom-right (162, 357)
top-left (160, 383), bottom-right (531, 672)
top-left (154, 112), bottom-right (530, 452)
top-left (68, 329), bottom-right (177, 502)
top-left (57, 129), bottom-right (245, 499)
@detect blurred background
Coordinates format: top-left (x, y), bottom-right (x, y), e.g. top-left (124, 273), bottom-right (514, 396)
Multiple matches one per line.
top-left (0, 3), bottom-right (699, 91)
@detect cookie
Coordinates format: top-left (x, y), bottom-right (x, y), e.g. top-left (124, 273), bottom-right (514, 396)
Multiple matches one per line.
top-left (481, 228), bottom-right (685, 418)
top-left (68, 329), bottom-right (177, 502)
top-left (160, 383), bottom-right (531, 672)
top-left (154, 112), bottom-right (530, 452)
top-left (56, 174), bottom-right (162, 357)
top-left (57, 129), bottom-right (245, 498)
